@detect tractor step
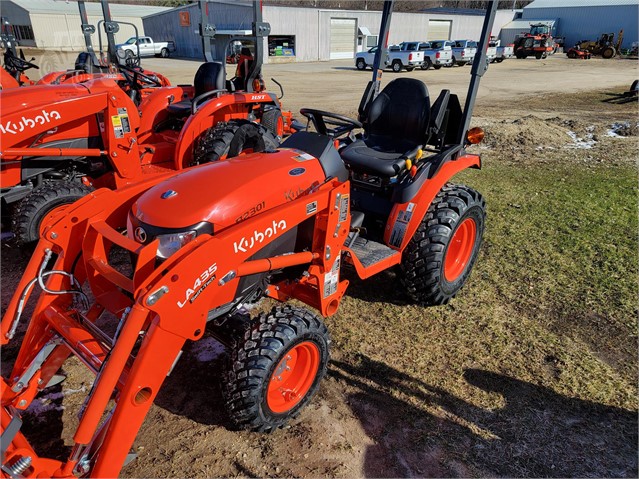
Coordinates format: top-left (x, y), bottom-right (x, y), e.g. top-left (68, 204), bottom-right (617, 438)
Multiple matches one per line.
top-left (348, 237), bottom-right (400, 269)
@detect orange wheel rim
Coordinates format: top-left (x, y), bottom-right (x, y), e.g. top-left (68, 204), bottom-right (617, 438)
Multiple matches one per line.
top-left (266, 341), bottom-right (320, 414)
top-left (444, 217), bottom-right (477, 282)
top-left (277, 116), bottom-right (285, 137)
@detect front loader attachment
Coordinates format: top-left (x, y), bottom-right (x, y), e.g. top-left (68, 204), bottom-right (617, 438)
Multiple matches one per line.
top-left (1, 171), bottom-right (349, 477)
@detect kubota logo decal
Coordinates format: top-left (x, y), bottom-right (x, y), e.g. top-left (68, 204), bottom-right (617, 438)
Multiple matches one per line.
top-left (234, 220), bottom-right (287, 254)
top-left (177, 263), bottom-right (217, 308)
top-left (0, 109), bottom-right (61, 135)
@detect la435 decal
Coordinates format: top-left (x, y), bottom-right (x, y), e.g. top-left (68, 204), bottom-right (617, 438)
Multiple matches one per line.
top-left (177, 263), bottom-right (217, 308)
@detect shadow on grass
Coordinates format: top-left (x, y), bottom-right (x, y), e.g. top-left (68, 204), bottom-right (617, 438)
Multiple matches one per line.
top-left (330, 355), bottom-right (638, 478)
top-left (341, 267), bottom-right (414, 306)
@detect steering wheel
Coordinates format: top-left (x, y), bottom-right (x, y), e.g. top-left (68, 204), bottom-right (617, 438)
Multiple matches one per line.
top-left (299, 108), bottom-right (362, 138)
top-left (119, 64), bottom-right (162, 88)
top-left (5, 52), bottom-right (38, 71)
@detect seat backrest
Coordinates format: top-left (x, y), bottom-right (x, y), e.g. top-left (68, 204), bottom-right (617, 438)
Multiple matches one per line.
top-left (427, 89), bottom-right (450, 148)
top-left (74, 52), bottom-right (92, 73)
top-left (366, 78), bottom-right (430, 145)
top-left (194, 61), bottom-right (226, 97)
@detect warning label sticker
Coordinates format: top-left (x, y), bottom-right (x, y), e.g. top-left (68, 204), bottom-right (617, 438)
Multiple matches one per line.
top-left (339, 194), bottom-right (349, 222)
top-left (111, 108), bottom-right (131, 138)
top-left (323, 255), bottom-right (340, 298)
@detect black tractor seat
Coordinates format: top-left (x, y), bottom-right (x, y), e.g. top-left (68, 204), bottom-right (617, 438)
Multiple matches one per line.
top-left (341, 78), bottom-right (431, 177)
top-left (167, 61), bottom-right (228, 118)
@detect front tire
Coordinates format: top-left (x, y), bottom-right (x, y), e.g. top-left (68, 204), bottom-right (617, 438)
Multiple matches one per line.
top-left (602, 47), bottom-right (615, 59)
top-left (222, 306), bottom-right (330, 432)
top-left (13, 181), bottom-right (92, 245)
top-left (356, 58), bottom-right (366, 70)
top-left (399, 184), bottom-right (485, 305)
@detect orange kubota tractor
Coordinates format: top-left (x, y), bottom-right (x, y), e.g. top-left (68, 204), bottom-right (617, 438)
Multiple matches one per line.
top-left (514, 22), bottom-right (555, 59)
top-left (0, 0), bottom-right (292, 245)
top-left (0, 1), bottom-right (497, 477)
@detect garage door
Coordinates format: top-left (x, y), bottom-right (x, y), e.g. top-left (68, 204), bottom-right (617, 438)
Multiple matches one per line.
top-left (427, 20), bottom-right (451, 41)
top-left (330, 18), bottom-right (356, 59)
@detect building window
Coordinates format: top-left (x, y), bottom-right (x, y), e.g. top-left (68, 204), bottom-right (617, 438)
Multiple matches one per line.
top-left (12, 25), bottom-right (34, 41)
top-left (268, 35), bottom-right (295, 57)
top-left (366, 35), bottom-right (378, 48)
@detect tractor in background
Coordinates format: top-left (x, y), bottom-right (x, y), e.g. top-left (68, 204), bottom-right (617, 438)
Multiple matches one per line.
top-left (514, 22), bottom-right (555, 59)
top-left (575, 30), bottom-right (624, 59)
top-left (0, 0), bottom-right (292, 245)
top-left (0, 16), bottom-right (39, 88)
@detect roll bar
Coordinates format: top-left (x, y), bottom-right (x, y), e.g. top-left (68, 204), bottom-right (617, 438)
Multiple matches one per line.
top-left (198, 0), bottom-right (270, 93)
top-left (364, 0), bottom-right (498, 150)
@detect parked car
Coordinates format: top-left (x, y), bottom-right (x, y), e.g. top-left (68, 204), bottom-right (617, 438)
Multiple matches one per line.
top-left (451, 40), bottom-right (477, 66)
top-left (355, 44), bottom-right (424, 72)
top-left (421, 40), bottom-right (454, 69)
top-left (117, 36), bottom-right (176, 60)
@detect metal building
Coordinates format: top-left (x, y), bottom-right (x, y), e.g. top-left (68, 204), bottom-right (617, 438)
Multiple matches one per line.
top-left (142, 2), bottom-right (516, 63)
top-left (1, 0), bottom-right (169, 50)
top-left (500, 0), bottom-right (637, 49)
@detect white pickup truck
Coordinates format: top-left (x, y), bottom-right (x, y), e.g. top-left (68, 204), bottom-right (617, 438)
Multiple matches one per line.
top-left (421, 40), bottom-right (454, 69)
top-left (489, 39), bottom-right (514, 63)
top-left (117, 36), bottom-right (176, 59)
top-left (355, 43), bottom-right (424, 72)
top-left (451, 40), bottom-right (477, 66)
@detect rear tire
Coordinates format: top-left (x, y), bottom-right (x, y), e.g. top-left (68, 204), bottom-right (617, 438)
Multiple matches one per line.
top-left (222, 306), bottom-right (330, 432)
top-left (193, 120), bottom-right (279, 164)
top-left (420, 58), bottom-right (432, 70)
top-left (261, 108), bottom-right (284, 138)
top-left (602, 47), bottom-right (615, 59)
top-left (433, 65), bottom-right (442, 70)
top-left (567, 51), bottom-right (577, 59)
top-left (391, 60), bottom-right (402, 73)
top-left (399, 184), bottom-right (485, 305)
top-left (160, 47), bottom-right (169, 58)
top-left (13, 181), bottom-right (92, 245)
top-left (356, 58), bottom-right (366, 70)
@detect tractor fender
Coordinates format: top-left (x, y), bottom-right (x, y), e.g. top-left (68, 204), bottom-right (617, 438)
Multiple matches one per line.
top-left (137, 85), bottom-right (191, 137)
top-left (1, 68), bottom-right (20, 89)
top-left (383, 153), bottom-right (481, 252)
top-left (173, 92), bottom-right (280, 169)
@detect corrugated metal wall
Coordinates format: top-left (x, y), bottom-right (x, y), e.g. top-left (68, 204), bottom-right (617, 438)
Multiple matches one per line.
top-left (143, 5), bottom-right (516, 63)
top-left (522, 4), bottom-right (637, 48)
top-left (29, 14), bottom-right (146, 50)
top-left (142, 2), bottom-right (254, 60)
